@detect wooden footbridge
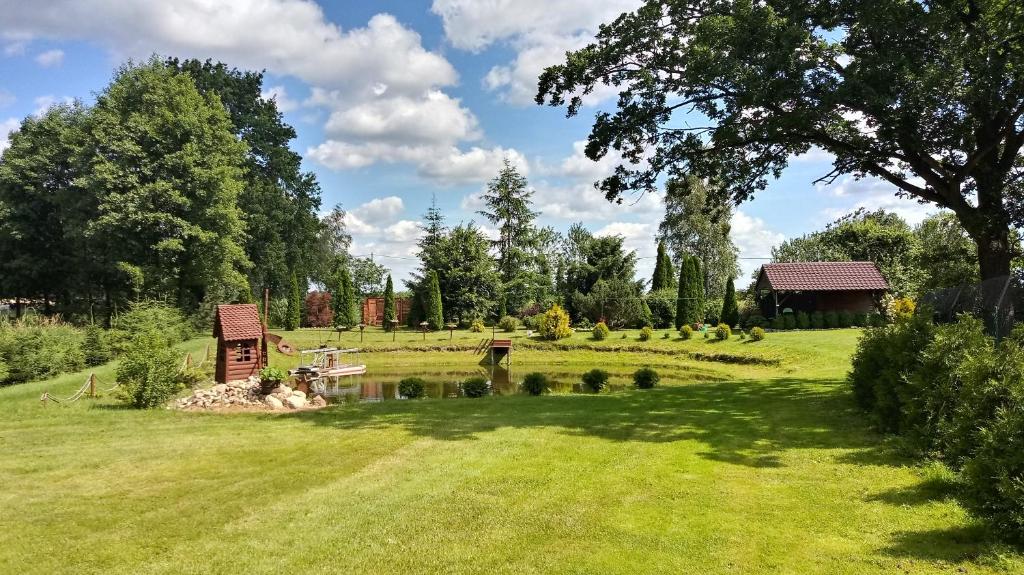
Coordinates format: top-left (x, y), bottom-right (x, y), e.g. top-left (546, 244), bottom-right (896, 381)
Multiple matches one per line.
top-left (474, 338), bottom-right (512, 366)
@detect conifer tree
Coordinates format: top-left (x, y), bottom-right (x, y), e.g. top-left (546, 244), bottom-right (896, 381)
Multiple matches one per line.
top-left (332, 267), bottom-right (356, 328)
top-left (425, 270), bottom-right (444, 330)
top-left (675, 257), bottom-right (691, 330)
top-left (285, 271), bottom-right (301, 331)
top-left (690, 257), bottom-right (705, 324)
top-left (651, 240), bottom-right (669, 291)
top-left (382, 274), bottom-right (396, 330)
top-left (721, 277), bottom-right (739, 327)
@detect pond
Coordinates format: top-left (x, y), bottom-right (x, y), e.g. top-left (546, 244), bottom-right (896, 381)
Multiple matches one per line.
top-left (319, 365), bottom-right (628, 403)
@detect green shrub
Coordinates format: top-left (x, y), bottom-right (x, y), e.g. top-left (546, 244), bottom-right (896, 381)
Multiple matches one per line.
top-left (633, 367), bottom-right (659, 389)
top-left (461, 376), bottom-right (489, 398)
top-left (592, 321), bottom-right (610, 341)
top-left (810, 311), bottom-right (825, 329)
top-left (109, 300), bottom-right (193, 354)
top-left (795, 311), bottom-right (810, 330)
top-left (823, 310), bottom-right (839, 329)
top-left (783, 313), bottom-right (796, 330)
top-left (581, 368), bottom-right (610, 392)
top-left (116, 330), bottom-right (186, 408)
top-left (399, 377), bottom-right (427, 399)
top-left (0, 317), bottom-right (85, 385)
top-left (0, 359), bottom-right (9, 383)
top-left (645, 288), bottom-right (677, 329)
top-left (538, 304), bottom-right (572, 340)
top-left (745, 315), bottom-right (766, 329)
top-left (662, 332), bottom-right (670, 339)
top-left (82, 324), bottom-right (112, 367)
top-left (469, 319), bottom-right (486, 333)
top-left (638, 326), bottom-right (654, 341)
top-left (770, 316), bottom-right (785, 330)
top-left (574, 317), bottom-right (594, 330)
top-left (521, 372), bottom-right (549, 396)
top-left (498, 315), bottom-right (519, 332)
top-left (838, 310), bottom-right (853, 328)
top-left (852, 312), bottom-right (869, 328)
top-left (715, 323), bottom-right (731, 340)
top-left (750, 327), bottom-right (765, 341)
top-left (259, 366), bottom-right (287, 394)
top-left (679, 325), bottom-right (693, 340)
top-left (739, 329), bottom-right (746, 340)
top-left (522, 313), bottom-right (545, 331)
top-left (868, 312), bottom-right (886, 327)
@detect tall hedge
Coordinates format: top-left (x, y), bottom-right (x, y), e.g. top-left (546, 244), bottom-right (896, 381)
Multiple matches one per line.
top-left (690, 257), bottom-right (705, 324)
top-left (425, 270), bottom-right (444, 330)
top-left (285, 271), bottom-right (301, 331)
top-left (675, 257), bottom-right (691, 329)
top-left (721, 277), bottom-right (739, 327)
top-left (332, 267), bottom-right (356, 328)
top-left (676, 255), bottom-right (705, 327)
top-left (382, 274), bottom-right (396, 330)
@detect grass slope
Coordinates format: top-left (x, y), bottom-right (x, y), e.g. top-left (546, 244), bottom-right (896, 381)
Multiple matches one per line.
top-left (0, 329), bottom-right (1020, 574)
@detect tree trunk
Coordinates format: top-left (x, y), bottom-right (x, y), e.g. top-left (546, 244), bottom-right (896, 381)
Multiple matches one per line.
top-left (974, 227), bottom-right (1013, 281)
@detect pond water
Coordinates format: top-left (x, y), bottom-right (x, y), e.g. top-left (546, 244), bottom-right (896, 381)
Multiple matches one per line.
top-left (320, 365), bottom-right (626, 403)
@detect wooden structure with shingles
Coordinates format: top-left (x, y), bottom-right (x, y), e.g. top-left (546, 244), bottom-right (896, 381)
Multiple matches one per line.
top-left (213, 304), bottom-right (267, 383)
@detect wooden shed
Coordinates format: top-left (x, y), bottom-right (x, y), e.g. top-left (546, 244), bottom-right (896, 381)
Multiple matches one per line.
top-left (361, 296), bottom-right (412, 326)
top-left (755, 262), bottom-right (889, 317)
top-left (213, 304), bottom-right (267, 383)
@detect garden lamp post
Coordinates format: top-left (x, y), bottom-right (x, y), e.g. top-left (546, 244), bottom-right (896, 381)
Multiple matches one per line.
top-left (446, 322), bottom-right (457, 341)
top-left (358, 322), bottom-right (365, 343)
top-left (388, 319), bottom-right (399, 342)
top-left (420, 321), bottom-right (429, 340)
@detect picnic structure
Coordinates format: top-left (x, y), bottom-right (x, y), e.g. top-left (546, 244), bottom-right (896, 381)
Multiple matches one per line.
top-left (289, 347), bottom-right (367, 396)
top-left (213, 304), bottom-right (267, 384)
top-left (755, 261), bottom-right (889, 317)
top-left (361, 296), bottom-right (412, 326)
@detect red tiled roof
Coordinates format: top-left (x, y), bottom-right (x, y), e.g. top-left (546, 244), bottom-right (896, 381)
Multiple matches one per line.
top-left (757, 262), bottom-right (888, 291)
top-left (213, 304), bottom-right (264, 341)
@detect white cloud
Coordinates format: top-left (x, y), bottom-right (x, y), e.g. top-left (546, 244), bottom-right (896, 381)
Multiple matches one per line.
top-left (432, 0), bottom-right (641, 105)
top-left (0, 89), bottom-right (14, 108)
top-left (819, 174), bottom-right (937, 225)
top-left (34, 48), bottom-right (63, 67)
top-left (32, 94), bottom-right (74, 116)
top-left (0, 116), bottom-right (19, 155)
top-left (731, 210), bottom-right (785, 281)
top-left (323, 90), bottom-right (480, 145)
top-left (791, 146), bottom-right (834, 163)
top-left (353, 196), bottom-right (404, 223)
top-left (260, 85), bottom-right (298, 113)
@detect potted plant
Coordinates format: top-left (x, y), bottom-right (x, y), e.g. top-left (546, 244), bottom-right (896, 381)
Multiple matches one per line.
top-left (259, 366), bottom-right (286, 395)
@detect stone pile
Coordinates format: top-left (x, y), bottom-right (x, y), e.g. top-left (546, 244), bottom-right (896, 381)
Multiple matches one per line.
top-left (175, 376), bottom-right (328, 411)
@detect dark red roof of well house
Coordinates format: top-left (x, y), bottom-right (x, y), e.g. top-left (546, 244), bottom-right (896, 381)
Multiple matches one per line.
top-left (757, 262), bottom-right (888, 291)
top-left (213, 304), bottom-right (264, 341)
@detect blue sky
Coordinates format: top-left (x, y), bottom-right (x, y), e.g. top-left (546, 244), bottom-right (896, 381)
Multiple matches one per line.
top-left (0, 0), bottom-right (936, 286)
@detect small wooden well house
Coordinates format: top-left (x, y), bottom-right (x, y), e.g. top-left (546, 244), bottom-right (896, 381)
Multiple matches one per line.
top-left (213, 304), bottom-right (267, 383)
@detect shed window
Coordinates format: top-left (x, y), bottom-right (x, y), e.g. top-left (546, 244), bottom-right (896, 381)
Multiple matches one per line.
top-left (234, 343), bottom-right (252, 362)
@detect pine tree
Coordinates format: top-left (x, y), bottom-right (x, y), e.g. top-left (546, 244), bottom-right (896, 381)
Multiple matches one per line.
top-left (662, 249), bottom-right (676, 289)
top-left (382, 274), bottom-right (396, 330)
top-left (285, 271), bottom-right (301, 331)
top-left (721, 277), bottom-right (739, 327)
top-left (478, 158), bottom-right (540, 310)
top-left (690, 257), bottom-right (705, 324)
top-left (651, 240), bottom-right (669, 291)
top-left (425, 270), bottom-right (444, 330)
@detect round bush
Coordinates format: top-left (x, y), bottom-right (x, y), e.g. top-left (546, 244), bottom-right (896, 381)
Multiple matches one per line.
top-left (745, 314), bottom-right (767, 329)
top-left (461, 376), bottom-right (490, 398)
top-left (749, 326), bottom-right (766, 341)
top-left (592, 321), bottom-right (610, 341)
top-left (498, 315), bottom-right (519, 332)
top-left (398, 377), bottom-right (427, 399)
top-left (715, 323), bottom-right (732, 340)
top-left (638, 326), bottom-right (653, 341)
top-left (521, 372), bottom-right (549, 396)
top-left (633, 367), bottom-right (659, 389)
top-left (679, 325), bottom-right (693, 340)
top-left (575, 317), bottom-right (594, 331)
top-left (581, 368), bottom-right (610, 392)
top-left (469, 319), bottom-right (485, 333)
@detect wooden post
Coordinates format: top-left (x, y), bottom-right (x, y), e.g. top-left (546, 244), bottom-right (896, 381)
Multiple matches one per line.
top-left (88, 373), bottom-right (97, 398)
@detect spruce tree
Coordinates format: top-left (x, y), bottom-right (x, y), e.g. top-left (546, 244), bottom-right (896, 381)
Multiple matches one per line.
top-left (675, 257), bottom-right (690, 330)
top-left (285, 271), bottom-right (301, 331)
top-left (721, 277), bottom-right (739, 327)
top-left (425, 270), bottom-right (444, 330)
top-left (478, 159), bottom-right (540, 310)
top-left (382, 274), bottom-right (396, 330)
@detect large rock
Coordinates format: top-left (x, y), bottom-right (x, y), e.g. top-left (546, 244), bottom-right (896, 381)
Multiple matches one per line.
top-left (311, 395), bottom-right (327, 408)
top-left (264, 395), bottom-right (284, 410)
top-left (271, 385), bottom-right (292, 396)
top-left (291, 390), bottom-right (306, 400)
top-left (284, 395), bottom-right (306, 409)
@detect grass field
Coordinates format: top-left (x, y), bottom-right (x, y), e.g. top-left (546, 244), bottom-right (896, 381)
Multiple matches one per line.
top-left (1, 327), bottom-right (1022, 574)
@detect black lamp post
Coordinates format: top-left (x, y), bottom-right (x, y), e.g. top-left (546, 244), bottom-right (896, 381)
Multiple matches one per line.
top-left (420, 321), bottom-right (429, 340)
top-left (388, 318), bottom-right (399, 342)
top-left (358, 322), bottom-right (366, 343)
top-left (446, 322), bottom-right (457, 341)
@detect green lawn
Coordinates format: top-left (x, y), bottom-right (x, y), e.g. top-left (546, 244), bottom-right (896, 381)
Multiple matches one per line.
top-left (1, 328), bottom-right (1021, 574)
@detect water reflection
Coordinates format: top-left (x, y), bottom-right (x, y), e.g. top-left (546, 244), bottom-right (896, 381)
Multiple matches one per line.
top-left (322, 364), bottom-right (624, 403)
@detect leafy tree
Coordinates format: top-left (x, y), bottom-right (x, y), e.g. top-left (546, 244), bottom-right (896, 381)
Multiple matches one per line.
top-left (646, 288), bottom-right (677, 329)
top-left (166, 58), bottom-right (323, 293)
top-left (659, 176), bottom-right (739, 299)
top-left (350, 257), bottom-right (387, 298)
top-left (559, 224), bottom-right (639, 319)
top-left (382, 274), bottom-right (397, 330)
top-left (721, 277), bottom-right (740, 328)
top-left (572, 278), bottom-right (647, 328)
top-left (424, 270), bottom-right (444, 330)
top-left (537, 0), bottom-right (1024, 282)
top-left (285, 271), bottom-right (301, 331)
top-left (651, 240), bottom-right (672, 291)
top-left (85, 58), bottom-right (250, 310)
top-left (914, 212), bottom-right (980, 290)
top-left (772, 209), bottom-right (922, 295)
top-left (332, 267), bottom-right (356, 328)
top-left (477, 159), bottom-right (546, 310)
top-left (432, 224), bottom-right (501, 322)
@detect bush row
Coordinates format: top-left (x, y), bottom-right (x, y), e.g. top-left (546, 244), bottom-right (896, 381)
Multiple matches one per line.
top-left (849, 313), bottom-right (1024, 539)
top-left (744, 310), bottom-right (884, 331)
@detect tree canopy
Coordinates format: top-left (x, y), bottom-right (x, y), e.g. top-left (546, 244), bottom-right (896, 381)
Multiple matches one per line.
top-left (537, 0), bottom-right (1024, 281)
